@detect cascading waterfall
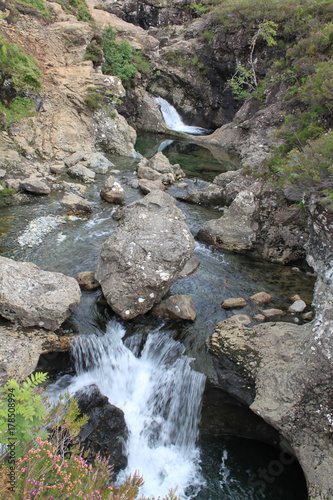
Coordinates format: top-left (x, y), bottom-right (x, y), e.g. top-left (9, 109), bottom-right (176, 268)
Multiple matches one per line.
top-left (155, 97), bottom-right (209, 135)
top-left (57, 321), bottom-right (206, 498)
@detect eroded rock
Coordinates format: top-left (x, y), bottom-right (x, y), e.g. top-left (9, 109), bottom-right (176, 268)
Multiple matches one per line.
top-left (0, 256), bottom-right (81, 330)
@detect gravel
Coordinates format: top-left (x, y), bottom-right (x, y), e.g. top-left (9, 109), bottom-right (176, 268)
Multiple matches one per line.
top-left (18, 215), bottom-right (65, 248)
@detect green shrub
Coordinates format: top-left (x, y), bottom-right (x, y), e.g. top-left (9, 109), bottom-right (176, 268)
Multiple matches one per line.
top-left (85, 89), bottom-right (103, 110)
top-left (0, 374), bottom-right (181, 500)
top-left (102, 27), bottom-right (150, 87)
top-left (9, 0), bottom-right (52, 21)
top-left (53, 0), bottom-right (91, 22)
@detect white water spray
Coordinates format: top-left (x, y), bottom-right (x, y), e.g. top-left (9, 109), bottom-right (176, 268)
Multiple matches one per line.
top-left (155, 97), bottom-right (209, 135)
top-left (56, 321), bottom-right (206, 498)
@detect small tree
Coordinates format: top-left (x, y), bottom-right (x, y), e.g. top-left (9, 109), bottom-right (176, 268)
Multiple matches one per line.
top-left (228, 21), bottom-right (278, 99)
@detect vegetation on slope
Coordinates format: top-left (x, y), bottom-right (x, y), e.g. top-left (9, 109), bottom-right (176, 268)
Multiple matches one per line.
top-left (1, 0), bottom-right (91, 23)
top-left (0, 35), bottom-right (42, 130)
top-left (193, 0), bottom-right (333, 198)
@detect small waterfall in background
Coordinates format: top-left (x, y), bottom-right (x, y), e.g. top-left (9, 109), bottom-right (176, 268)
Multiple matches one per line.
top-left (155, 97), bottom-right (209, 135)
top-left (59, 321), bottom-right (206, 499)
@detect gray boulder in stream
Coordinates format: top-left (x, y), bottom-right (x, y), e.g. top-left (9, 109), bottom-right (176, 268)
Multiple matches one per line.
top-left (0, 256), bottom-right (81, 330)
top-left (95, 191), bottom-right (195, 319)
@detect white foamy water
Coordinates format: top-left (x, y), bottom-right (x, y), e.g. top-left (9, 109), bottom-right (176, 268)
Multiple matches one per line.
top-left (52, 321), bottom-right (206, 498)
top-left (155, 97), bottom-right (209, 135)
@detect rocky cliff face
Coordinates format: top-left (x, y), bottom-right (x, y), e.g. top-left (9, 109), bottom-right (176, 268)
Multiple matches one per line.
top-left (0, 5), bottom-right (138, 161)
top-left (206, 199), bottom-right (333, 499)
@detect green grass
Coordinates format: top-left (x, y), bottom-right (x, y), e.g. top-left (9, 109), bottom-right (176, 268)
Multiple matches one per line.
top-left (0, 97), bottom-right (36, 130)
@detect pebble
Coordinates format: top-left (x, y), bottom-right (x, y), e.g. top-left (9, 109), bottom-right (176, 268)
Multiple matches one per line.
top-left (17, 215), bottom-right (65, 248)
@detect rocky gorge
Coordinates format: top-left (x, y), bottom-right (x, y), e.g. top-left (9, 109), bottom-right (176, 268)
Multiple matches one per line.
top-left (0, 0), bottom-right (332, 498)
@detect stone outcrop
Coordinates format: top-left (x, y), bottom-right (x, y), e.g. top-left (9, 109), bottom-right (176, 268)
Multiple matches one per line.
top-left (94, 110), bottom-right (140, 159)
top-left (0, 257), bottom-right (81, 330)
top-left (95, 191), bottom-right (195, 319)
top-left (75, 384), bottom-right (128, 476)
top-left (0, 322), bottom-right (71, 385)
top-left (206, 199), bottom-right (333, 499)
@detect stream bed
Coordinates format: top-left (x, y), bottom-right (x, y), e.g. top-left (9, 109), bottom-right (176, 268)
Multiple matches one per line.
top-left (0, 133), bottom-right (313, 499)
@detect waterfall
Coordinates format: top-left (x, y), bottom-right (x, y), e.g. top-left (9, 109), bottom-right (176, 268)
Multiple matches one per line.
top-left (155, 97), bottom-right (209, 135)
top-left (58, 321), bottom-right (206, 498)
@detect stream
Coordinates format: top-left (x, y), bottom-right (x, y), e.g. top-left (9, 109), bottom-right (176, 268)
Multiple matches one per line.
top-left (0, 131), bottom-right (313, 499)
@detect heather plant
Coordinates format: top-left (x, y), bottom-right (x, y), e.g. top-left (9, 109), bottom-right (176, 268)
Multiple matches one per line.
top-left (0, 375), bottom-right (180, 500)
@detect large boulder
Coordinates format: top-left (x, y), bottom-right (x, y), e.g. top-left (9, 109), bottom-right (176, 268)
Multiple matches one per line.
top-left (75, 384), bottom-right (128, 476)
top-left (95, 191), bottom-right (195, 319)
top-left (0, 257), bottom-right (81, 330)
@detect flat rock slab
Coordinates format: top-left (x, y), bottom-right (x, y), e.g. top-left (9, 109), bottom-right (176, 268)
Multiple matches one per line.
top-left (95, 191), bottom-right (195, 319)
top-left (179, 256), bottom-right (200, 278)
top-left (60, 194), bottom-right (93, 215)
top-left (0, 256), bottom-right (81, 330)
top-left (221, 297), bottom-right (247, 309)
top-left (261, 308), bottom-right (285, 318)
top-left (248, 292), bottom-right (272, 304)
top-left (20, 177), bottom-right (51, 195)
top-left (152, 295), bottom-right (196, 321)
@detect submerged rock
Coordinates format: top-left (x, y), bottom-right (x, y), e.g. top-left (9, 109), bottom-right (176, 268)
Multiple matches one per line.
top-left (288, 299), bottom-right (307, 313)
top-left (179, 256), bottom-right (200, 277)
top-left (248, 292), bottom-right (272, 305)
top-left (0, 256), bottom-right (81, 330)
top-left (75, 384), bottom-right (128, 476)
top-left (152, 295), bottom-right (196, 321)
top-left (95, 191), bottom-right (195, 319)
top-left (221, 297), bottom-right (247, 309)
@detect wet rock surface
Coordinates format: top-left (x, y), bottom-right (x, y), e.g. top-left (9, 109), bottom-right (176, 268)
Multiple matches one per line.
top-left (95, 191), bottom-right (195, 319)
top-left (0, 256), bottom-right (81, 330)
top-left (152, 294), bottom-right (196, 321)
top-left (75, 384), bottom-right (128, 476)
